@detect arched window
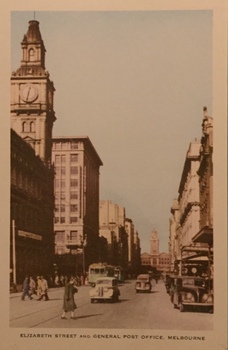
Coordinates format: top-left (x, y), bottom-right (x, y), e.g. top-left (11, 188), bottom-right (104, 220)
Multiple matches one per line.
top-left (28, 48), bottom-right (35, 61)
top-left (30, 121), bottom-right (35, 132)
top-left (22, 121), bottom-right (27, 132)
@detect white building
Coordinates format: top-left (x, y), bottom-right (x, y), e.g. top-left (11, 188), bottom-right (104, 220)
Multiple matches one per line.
top-left (99, 200), bottom-right (125, 243)
top-left (52, 136), bottom-right (103, 271)
top-left (178, 139), bottom-right (201, 247)
top-left (169, 198), bottom-right (180, 270)
top-left (99, 200), bottom-right (128, 267)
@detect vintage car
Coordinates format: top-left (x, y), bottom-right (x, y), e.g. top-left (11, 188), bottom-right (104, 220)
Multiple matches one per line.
top-left (89, 277), bottom-right (120, 303)
top-left (135, 274), bottom-right (152, 293)
top-left (172, 276), bottom-right (213, 313)
top-left (164, 274), bottom-right (175, 295)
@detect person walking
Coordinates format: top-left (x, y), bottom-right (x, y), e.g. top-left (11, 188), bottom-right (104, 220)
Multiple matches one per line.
top-left (38, 276), bottom-right (49, 301)
top-left (29, 276), bottom-right (36, 296)
top-left (21, 276), bottom-right (33, 301)
top-left (54, 273), bottom-right (60, 287)
top-left (61, 277), bottom-right (78, 319)
top-left (36, 276), bottom-right (42, 297)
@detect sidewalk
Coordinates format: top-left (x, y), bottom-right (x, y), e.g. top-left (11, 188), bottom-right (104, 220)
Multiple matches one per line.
top-left (10, 284), bottom-right (90, 298)
top-left (10, 287), bottom-right (64, 299)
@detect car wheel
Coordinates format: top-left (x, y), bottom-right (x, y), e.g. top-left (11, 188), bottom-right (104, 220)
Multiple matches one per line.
top-left (112, 295), bottom-right (118, 303)
top-left (180, 304), bottom-right (185, 312)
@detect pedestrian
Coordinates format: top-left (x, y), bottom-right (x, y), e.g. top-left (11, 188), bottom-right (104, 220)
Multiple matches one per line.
top-left (54, 273), bottom-right (60, 287)
top-left (61, 277), bottom-right (78, 319)
top-left (21, 276), bottom-right (33, 301)
top-left (80, 274), bottom-right (84, 286)
top-left (60, 274), bottom-right (65, 286)
top-left (29, 276), bottom-right (36, 296)
top-left (64, 275), bottom-right (68, 285)
top-left (84, 276), bottom-right (89, 286)
top-left (36, 276), bottom-right (42, 297)
top-left (38, 276), bottom-right (49, 301)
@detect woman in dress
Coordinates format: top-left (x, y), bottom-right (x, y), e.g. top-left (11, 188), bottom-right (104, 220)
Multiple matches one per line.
top-left (61, 277), bottom-right (78, 319)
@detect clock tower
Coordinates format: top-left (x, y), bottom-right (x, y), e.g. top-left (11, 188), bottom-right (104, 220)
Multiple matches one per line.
top-left (11, 20), bottom-right (56, 164)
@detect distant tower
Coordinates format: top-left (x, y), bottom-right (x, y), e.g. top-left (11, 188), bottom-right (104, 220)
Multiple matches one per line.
top-left (150, 228), bottom-right (159, 267)
top-left (11, 20), bottom-right (56, 165)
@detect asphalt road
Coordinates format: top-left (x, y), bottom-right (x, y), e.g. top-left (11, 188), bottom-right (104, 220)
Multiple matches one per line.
top-left (10, 279), bottom-right (213, 330)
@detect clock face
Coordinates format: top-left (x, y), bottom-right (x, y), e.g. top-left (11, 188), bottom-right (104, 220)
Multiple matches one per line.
top-left (20, 84), bottom-right (38, 103)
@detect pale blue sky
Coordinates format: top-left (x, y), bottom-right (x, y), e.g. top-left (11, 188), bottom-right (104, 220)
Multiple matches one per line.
top-left (11, 11), bottom-right (212, 253)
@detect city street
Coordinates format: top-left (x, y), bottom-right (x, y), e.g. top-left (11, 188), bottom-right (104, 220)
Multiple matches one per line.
top-left (10, 279), bottom-right (213, 330)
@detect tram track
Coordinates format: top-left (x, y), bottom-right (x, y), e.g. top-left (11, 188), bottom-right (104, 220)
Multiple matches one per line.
top-left (10, 290), bottom-right (92, 327)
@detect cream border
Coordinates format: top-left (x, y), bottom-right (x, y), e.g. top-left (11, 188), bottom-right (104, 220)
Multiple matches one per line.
top-left (0, 1), bottom-right (227, 349)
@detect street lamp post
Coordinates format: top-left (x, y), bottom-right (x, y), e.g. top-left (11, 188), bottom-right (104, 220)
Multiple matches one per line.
top-left (81, 234), bottom-right (87, 276)
top-left (109, 222), bottom-right (116, 265)
top-left (12, 219), bottom-right (16, 284)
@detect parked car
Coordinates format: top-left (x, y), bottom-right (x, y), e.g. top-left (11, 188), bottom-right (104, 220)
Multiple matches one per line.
top-left (135, 274), bottom-right (152, 293)
top-left (89, 277), bottom-right (120, 303)
top-left (172, 276), bottom-right (213, 313)
top-left (164, 274), bottom-right (175, 295)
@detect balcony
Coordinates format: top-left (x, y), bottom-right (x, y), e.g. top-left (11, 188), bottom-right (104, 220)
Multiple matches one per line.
top-left (65, 239), bottom-right (82, 249)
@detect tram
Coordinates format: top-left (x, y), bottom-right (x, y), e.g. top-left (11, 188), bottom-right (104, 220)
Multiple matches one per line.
top-left (114, 266), bottom-right (125, 283)
top-left (88, 263), bottom-right (115, 286)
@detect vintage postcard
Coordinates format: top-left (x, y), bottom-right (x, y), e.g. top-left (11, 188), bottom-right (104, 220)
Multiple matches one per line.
top-left (0, 0), bottom-right (227, 349)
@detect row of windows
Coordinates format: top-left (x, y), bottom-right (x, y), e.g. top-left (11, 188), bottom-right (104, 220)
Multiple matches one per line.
top-left (55, 230), bottom-right (79, 242)
top-left (55, 166), bottom-right (79, 176)
top-left (54, 216), bottom-right (78, 224)
top-left (22, 121), bottom-right (35, 133)
top-left (53, 142), bottom-right (78, 150)
top-left (54, 179), bottom-right (79, 188)
top-left (55, 247), bottom-right (81, 255)
top-left (55, 204), bottom-right (78, 212)
top-left (142, 258), bottom-right (170, 263)
top-left (54, 154), bottom-right (78, 164)
top-left (55, 191), bottom-right (78, 200)
top-left (159, 259), bottom-right (170, 264)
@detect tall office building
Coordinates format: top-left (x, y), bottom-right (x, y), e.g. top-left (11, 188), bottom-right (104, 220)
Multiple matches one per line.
top-left (52, 136), bottom-right (103, 274)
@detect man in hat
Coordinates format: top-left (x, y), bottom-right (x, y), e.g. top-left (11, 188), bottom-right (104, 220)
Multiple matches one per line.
top-left (37, 276), bottom-right (49, 301)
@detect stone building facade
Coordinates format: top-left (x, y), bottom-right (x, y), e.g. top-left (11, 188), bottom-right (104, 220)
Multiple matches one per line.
top-left (99, 200), bottom-right (128, 268)
top-left (169, 107), bottom-right (213, 275)
top-left (10, 20), bottom-right (56, 283)
top-left (193, 107), bottom-right (213, 246)
top-left (52, 136), bottom-right (103, 274)
top-left (178, 139), bottom-right (201, 248)
top-left (124, 218), bottom-right (141, 274)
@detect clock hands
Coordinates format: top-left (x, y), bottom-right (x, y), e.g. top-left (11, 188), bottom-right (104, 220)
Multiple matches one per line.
top-left (21, 84), bottom-right (38, 103)
top-left (26, 86), bottom-right (31, 102)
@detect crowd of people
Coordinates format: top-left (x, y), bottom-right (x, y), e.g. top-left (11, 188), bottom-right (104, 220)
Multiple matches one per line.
top-left (20, 273), bottom-right (88, 302)
top-left (54, 273), bottom-right (89, 288)
top-left (21, 275), bottom-right (49, 301)
top-left (20, 274), bottom-right (80, 320)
